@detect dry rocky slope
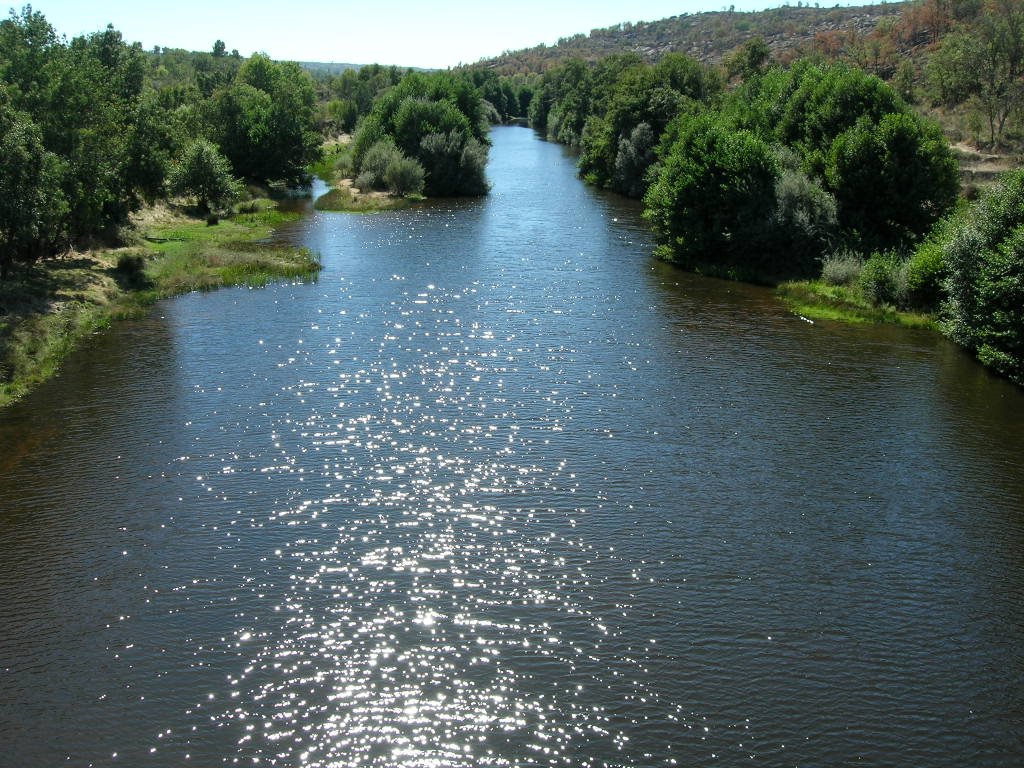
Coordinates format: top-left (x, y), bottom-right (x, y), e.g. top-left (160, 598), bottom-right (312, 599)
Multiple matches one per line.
top-left (475, 4), bottom-right (906, 72)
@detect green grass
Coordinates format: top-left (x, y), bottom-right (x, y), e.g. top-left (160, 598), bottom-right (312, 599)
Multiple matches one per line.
top-left (314, 186), bottom-right (415, 213)
top-left (308, 143), bottom-right (354, 184)
top-left (0, 204), bottom-right (320, 408)
top-left (777, 280), bottom-right (938, 329)
top-left (144, 209), bottom-right (318, 294)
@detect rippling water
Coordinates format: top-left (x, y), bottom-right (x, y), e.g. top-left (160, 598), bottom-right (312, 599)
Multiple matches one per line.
top-left (1, 126), bottom-right (1023, 767)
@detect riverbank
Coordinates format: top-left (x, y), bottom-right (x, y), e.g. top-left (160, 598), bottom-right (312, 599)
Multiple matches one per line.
top-left (0, 202), bottom-right (320, 408)
top-left (310, 141), bottom-right (422, 213)
top-left (314, 180), bottom-right (417, 213)
top-left (776, 280), bottom-right (937, 329)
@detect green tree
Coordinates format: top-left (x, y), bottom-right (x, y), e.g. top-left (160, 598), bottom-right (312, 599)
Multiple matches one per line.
top-left (383, 156), bottom-right (425, 196)
top-left (0, 92), bottom-right (67, 277)
top-left (644, 113), bottom-right (780, 272)
top-left (927, 8), bottom-right (1024, 146)
top-left (825, 111), bottom-right (959, 250)
top-left (352, 71), bottom-right (490, 197)
top-left (941, 169), bottom-right (1024, 385)
top-left (418, 131), bottom-right (489, 196)
top-left (725, 36), bottom-right (771, 81)
top-left (0, 5), bottom-right (60, 115)
top-left (169, 138), bottom-right (242, 213)
top-left (213, 55), bottom-right (320, 183)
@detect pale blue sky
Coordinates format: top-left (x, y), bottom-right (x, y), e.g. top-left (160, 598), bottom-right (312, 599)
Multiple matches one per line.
top-left (22, 1), bottom-right (861, 69)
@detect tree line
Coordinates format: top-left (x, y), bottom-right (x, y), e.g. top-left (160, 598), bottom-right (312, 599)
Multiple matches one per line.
top-left (0, 5), bottom-right (509, 278)
top-left (0, 7), bottom-right (319, 279)
top-left (523, 41), bottom-right (1022, 384)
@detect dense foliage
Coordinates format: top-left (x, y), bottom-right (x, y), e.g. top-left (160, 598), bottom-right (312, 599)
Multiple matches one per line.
top-left (530, 52), bottom-right (957, 280)
top-left (168, 138), bottom-right (243, 213)
top-left (936, 169), bottom-right (1024, 384)
top-left (649, 62), bottom-right (956, 277)
top-left (351, 72), bottom-right (490, 197)
top-left (0, 7), bottom-right (320, 278)
top-left (313, 63), bottom-right (409, 135)
top-left (528, 53), bottom-right (722, 198)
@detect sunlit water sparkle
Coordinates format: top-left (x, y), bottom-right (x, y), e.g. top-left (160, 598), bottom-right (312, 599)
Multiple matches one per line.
top-left (1, 127), bottom-right (1022, 767)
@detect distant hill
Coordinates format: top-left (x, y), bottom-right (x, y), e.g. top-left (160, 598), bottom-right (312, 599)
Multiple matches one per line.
top-left (298, 61), bottom-right (436, 76)
top-left (298, 61), bottom-right (363, 75)
top-left (473, 3), bottom-right (907, 73)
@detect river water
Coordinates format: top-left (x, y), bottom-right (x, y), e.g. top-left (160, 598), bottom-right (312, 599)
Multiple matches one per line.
top-left (1, 126), bottom-right (1022, 767)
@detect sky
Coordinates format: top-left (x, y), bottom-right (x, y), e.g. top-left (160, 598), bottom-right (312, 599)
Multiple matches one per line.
top-left (25, 0), bottom-right (861, 69)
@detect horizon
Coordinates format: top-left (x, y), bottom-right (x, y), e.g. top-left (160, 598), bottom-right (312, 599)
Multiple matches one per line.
top-left (22, 0), bottom-right (879, 70)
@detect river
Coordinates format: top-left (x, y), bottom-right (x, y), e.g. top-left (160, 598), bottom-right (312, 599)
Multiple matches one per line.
top-left (1, 126), bottom-right (1022, 767)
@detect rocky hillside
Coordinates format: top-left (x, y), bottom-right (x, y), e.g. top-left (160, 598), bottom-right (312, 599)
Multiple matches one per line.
top-left (476, 4), bottom-right (906, 73)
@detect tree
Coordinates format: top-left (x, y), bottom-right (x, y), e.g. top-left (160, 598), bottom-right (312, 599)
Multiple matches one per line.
top-left (825, 111), bottom-right (959, 250)
top-left (611, 122), bottom-right (657, 199)
top-left (169, 139), bottom-right (242, 213)
top-left (418, 131), bottom-right (489, 196)
top-left (212, 57), bottom-right (320, 183)
top-left (927, 9), bottom-right (1024, 147)
top-left (383, 156), bottom-right (425, 196)
top-left (0, 5), bottom-right (60, 115)
top-left (644, 113), bottom-right (780, 272)
top-left (941, 169), bottom-right (1024, 385)
top-left (352, 71), bottom-right (490, 197)
top-left (0, 92), bottom-right (67, 277)
top-left (725, 37), bottom-right (771, 81)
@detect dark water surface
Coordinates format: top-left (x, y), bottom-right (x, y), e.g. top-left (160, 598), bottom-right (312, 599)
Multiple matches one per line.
top-left (2, 126), bottom-right (1023, 767)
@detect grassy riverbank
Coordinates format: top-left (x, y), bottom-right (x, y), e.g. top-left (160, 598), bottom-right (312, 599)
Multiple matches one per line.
top-left (315, 184), bottom-right (416, 213)
top-left (311, 142), bottom-right (422, 213)
top-left (776, 280), bottom-right (937, 329)
top-left (0, 202), bottom-right (319, 408)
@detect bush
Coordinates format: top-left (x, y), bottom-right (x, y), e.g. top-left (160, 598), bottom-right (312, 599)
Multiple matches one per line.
top-left (858, 250), bottom-right (909, 307)
top-left (941, 169), bottom-right (1024, 385)
top-left (612, 122), bottom-right (657, 199)
top-left (644, 113), bottom-right (779, 271)
top-left (114, 252), bottom-right (150, 288)
top-left (825, 111), bottom-right (959, 251)
top-left (904, 239), bottom-right (946, 309)
top-left (358, 139), bottom-right (403, 190)
top-left (115, 252), bottom-right (145, 275)
top-left (419, 131), bottom-right (489, 196)
top-left (354, 171), bottom-right (377, 192)
top-left (821, 250), bottom-right (864, 286)
top-left (384, 156), bottom-right (425, 196)
top-left (768, 168), bottom-right (838, 277)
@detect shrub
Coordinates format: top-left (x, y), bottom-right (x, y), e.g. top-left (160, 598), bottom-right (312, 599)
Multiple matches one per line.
top-left (116, 252), bottom-right (145, 275)
top-left (821, 250), bottom-right (864, 286)
top-left (767, 168), bottom-right (838, 277)
top-left (354, 171), bottom-right (377, 192)
top-left (825, 111), bottom-right (959, 251)
top-left (419, 131), bottom-right (489, 196)
top-left (384, 156), bottom-right (425, 196)
top-left (358, 139), bottom-right (403, 190)
top-left (858, 250), bottom-right (909, 307)
top-left (904, 239), bottom-right (946, 309)
top-left (941, 169), bottom-right (1024, 385)
top-left (114, 252), bottom-right (150, 288)
top-left (644, 113), bottom-right (779, 270)
top-left (612, 122), bottom-right (657, 199)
